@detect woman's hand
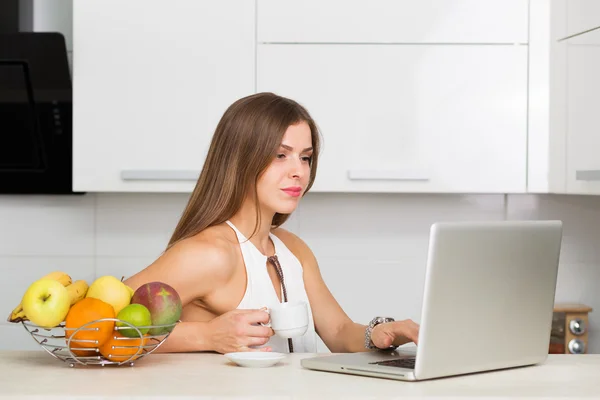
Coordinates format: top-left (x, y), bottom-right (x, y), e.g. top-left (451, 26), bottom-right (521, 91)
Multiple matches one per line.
top-left (206, 309), bottom-right (275, 354)
top-left (370, 319), bottom-right (420, 349)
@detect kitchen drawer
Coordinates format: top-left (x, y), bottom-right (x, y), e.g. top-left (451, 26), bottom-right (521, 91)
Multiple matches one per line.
top-left (257, 44), bottom-right (528, 193)
top-left (257, 0), bottom-right (528, 44)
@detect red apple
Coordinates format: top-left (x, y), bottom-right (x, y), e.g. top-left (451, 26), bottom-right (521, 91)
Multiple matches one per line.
top-left (130, 282), bottom-right (182, 335)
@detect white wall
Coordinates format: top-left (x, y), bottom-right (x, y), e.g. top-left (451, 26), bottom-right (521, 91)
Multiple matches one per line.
top-left (2, 193), bottom-right (600, 354)
top-left (29, 0), bottom-right (73, 69)
top-left (3, 0), bottom-right (599, 354)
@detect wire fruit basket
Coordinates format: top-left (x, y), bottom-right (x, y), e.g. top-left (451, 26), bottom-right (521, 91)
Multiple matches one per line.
top-left (22, 318), bottom-right (178, 367)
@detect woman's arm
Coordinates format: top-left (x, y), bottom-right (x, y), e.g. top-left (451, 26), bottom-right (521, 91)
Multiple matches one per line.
top-left (123, 237), bottom-right (274, 353)
top-left (149, 311), bottom-right (273, 354)
top-left (124, 237), bottom-right (256, 353)
top-left (150, 321), bottom-right (213, 353)
top-left (274, 229), bottom-right (419, 353)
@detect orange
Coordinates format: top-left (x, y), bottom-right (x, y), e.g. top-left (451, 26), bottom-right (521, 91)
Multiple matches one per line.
top-left (98, 331), bottom-right (148, 362)
top-left (68, 348), bottom-right (98, 358)
top-left (65, 297), bottom-right (116, 350)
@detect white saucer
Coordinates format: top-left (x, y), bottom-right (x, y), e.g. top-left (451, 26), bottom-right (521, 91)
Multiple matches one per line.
top-left (224, 352), bottom-right (287, 368)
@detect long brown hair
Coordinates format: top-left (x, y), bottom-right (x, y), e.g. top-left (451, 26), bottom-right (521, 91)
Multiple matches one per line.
top-left (167, 92), bottom-right (320, 249)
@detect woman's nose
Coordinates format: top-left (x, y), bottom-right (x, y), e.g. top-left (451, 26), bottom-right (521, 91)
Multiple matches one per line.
top-left (289, 158), bottom-right (303, 179)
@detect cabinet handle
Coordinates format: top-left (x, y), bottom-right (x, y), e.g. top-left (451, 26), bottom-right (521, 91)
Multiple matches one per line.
top-left (576, 170), bottom-right (600, 181)
top-left (347, 169), bottom-right (429, 181)
top-left (120, 170), bottom-right (199, 181)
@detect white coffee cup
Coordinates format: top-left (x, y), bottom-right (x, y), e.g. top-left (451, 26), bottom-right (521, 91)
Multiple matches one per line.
top-left (263, 301), bottom-right (309, 339)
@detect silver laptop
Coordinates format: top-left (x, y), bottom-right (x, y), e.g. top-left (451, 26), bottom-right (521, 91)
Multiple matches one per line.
top-left (301, 220), bottom-right (563, 381)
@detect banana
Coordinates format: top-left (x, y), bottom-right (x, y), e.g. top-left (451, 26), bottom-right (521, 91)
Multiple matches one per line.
top-left (7, 307), bottom-right (27, 323)
top-left (7, 271), bottom-right (72, 323)
top-left (66, 280), bottom-right (89, 306)
top-left (48, 271), bottom-right (72, 286)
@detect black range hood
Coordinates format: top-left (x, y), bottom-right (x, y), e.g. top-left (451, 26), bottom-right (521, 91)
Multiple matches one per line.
top-left (0, 32), bottom-right (81, 194)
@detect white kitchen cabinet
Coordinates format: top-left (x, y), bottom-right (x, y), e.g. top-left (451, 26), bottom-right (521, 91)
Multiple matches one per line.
top-left (73, 0), bottom-right (255, 192)
top-left (72, 0), bottom-right (534, 194)
top-left (257, 0), bottom-right (528, 44)
top-left (257, 44), bottom-right (528, 193)
top-left (565, 0), bottom-right (600, 41)
top-left (537, 0), bottom-right (600, 195)
top-left (565, 28), bottom-right (600, 194)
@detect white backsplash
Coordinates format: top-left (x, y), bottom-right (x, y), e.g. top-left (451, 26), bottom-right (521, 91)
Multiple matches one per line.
top-left (1, 193), bottom-right (599, 353)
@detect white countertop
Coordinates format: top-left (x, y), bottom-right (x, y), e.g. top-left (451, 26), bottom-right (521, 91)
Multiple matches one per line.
top-left (1, 351), bottom-right (600, 399)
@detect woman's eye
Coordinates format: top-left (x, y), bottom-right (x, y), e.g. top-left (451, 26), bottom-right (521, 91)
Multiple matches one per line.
top-left (301, 156), bottom-right (312, 163)
top-left (276, 153), bottom-right (286, 159)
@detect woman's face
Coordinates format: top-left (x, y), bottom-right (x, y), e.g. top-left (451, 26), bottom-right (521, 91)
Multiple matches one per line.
top-left (256, 121), bottom-right (314, 215)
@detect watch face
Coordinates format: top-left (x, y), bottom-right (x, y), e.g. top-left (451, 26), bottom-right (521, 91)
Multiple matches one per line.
top-left (376, 317), bottom-right (394, 325)
top-left (370, 316), bottom-right (394, 328)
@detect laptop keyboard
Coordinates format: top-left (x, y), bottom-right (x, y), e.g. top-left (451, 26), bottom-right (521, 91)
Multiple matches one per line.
top-left (370, 357), bottom-right (416, 369)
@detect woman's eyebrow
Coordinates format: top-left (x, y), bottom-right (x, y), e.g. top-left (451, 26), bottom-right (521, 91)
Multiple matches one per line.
top-left (281, 144), bottom-right (313, 152)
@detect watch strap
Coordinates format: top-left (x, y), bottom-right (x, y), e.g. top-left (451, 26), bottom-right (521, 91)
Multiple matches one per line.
top-left (365, 316), bottom-right (397, 350)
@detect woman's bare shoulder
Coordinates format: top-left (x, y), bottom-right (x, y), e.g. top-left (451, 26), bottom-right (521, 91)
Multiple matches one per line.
top-left (164, 224), bottom-right (238, 276)
top-left (271, 227), bottom-right (315, 265)
top-left (124, 224), bottom-right (240, 302)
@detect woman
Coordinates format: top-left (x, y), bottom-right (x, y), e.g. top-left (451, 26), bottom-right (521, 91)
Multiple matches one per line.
top-left (124, 92), bottom-right (419, 354)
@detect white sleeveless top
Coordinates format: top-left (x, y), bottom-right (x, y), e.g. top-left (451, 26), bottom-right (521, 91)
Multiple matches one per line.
top-left (225, 220), bottom-right (317, 353)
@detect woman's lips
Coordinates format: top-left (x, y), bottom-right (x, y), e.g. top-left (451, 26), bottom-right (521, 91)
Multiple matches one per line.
top-left (281, 187), bottom-right (302, 197)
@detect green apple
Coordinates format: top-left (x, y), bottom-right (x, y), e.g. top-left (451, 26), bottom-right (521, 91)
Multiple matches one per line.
top-left (22, 279), bottom-right (70, 328)
top-left (116, 304), bottom-right (152, 338)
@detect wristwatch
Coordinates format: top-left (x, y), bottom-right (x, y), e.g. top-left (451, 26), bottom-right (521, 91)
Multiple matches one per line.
top-left (365, 316), bottom-right (398, 350)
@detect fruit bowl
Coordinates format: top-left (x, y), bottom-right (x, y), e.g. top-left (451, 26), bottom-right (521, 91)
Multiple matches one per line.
top-left (22, 318), bottom-right (178, 367)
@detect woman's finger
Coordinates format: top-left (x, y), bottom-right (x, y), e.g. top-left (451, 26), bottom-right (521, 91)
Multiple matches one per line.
top-left (247, 324), bottom-right (275, 338)
top-left (246, 336), bottom-right (271, 347)
top-left (392, 321), bottom-right (419, 345)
